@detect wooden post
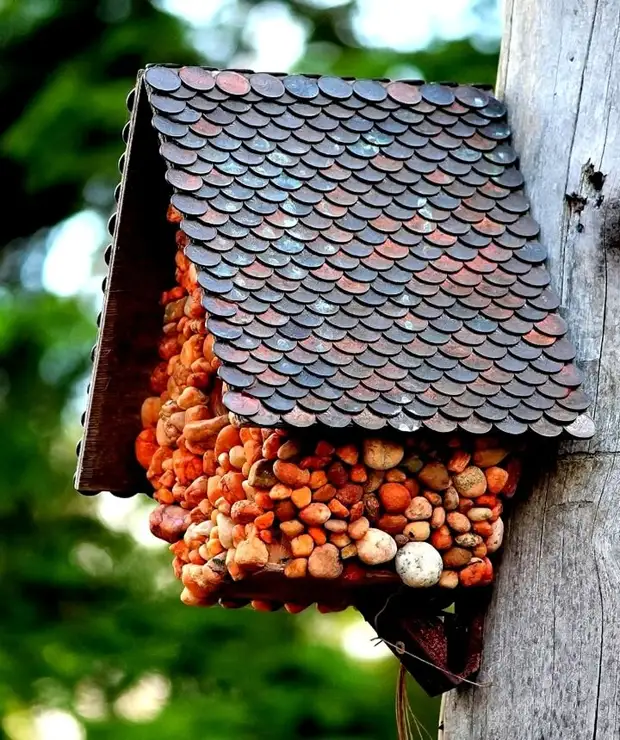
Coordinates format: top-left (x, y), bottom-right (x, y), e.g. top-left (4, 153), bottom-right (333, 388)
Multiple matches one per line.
top-left (441, 1), bottom-right (620, 737)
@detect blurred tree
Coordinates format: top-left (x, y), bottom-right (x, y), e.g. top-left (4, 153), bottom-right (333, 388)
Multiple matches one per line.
top-left (0, 0), bottom-right (498, 254)
top-left (0, 1), bottom-right (500, 737)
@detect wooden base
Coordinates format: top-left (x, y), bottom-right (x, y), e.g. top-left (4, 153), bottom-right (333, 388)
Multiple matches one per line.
top-left (210, 564), bottom-right (487, 696)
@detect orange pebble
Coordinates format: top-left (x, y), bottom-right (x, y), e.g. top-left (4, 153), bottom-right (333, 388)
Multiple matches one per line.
top-left (501, 458), bottom-right (522, 498)
top-left (475, 494), bottom-right (498, 508)
top-left (315, 440), bottom-right (335, 456)
top-left (379, 483), bottom-right (411, 514)
top-left (430, 524), bottom-right (453, 551)
top-left (254, 492), bottom-right (274, 510)
top-left (262, 432), bottom-right (283, 460)
top-left (447, 449), bottom-right (471, 474)
top-left (259, 530), bottom-right (273, 544)
top-left (349, 501), bottom-right (364, 521)
top-left (273, 460), bottom-right (310, 487)
top-left (135, 429), bottom-right (158, 470)
top-left (403, 479), bottom-right (420, 497)
top-left (485, 466), bottom-right (509, 494)
top-left (313, 483), bottom-right (336, 503)
top-left (274, 500), bottom-right (296, 522)
top-left (385, 469), bottom-right (407, 483)
top-left (299, 455), bottom-right (331, 470)
top-left (349, 464), bottom-right (368, 483)
top-left (459, 560), bottom-right (487, 587)
top-left (327, 461), bottom-right (348, 486)
top-left (243, 441), bottom-right (262, 466)
top-left (291, 486), bottom-right (312, 508)
top-left (328, 499), bottom-right (349, 518)
top-left (377, 514), bottom-right (407, 535)
top-left (214, 425), bottom-right (241, 457)
top-left (220, 472), bottom-right (245, 503)
top-left (335, 444), bottom-right (359, 465)
top-left (255, 511), bottom-right (275, 530)
top-left (308, 526), bottom-right (327, 545)
top-left (472, 521), bottom-right (494, 537)
top-left (202, 450), bottom-right (217, 476)
top-left (269, 483), bottom-right (292, 501)
top-left (309, 470), bottom-right (328, 489)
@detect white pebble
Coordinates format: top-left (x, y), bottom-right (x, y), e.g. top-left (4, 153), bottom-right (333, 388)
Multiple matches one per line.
top-left (395, 542), bottom-right (443, 588)
top-left (486, 517), bottom-right (504, 553)
top-left (356, 528), bottom-right (397, 565)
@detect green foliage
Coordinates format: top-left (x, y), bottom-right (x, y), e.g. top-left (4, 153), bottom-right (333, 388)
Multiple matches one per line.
top-left (0, 1), bottom-right (500, 737)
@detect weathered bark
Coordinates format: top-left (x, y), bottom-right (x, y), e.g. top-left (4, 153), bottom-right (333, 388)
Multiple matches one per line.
top-left (442, 1), bottom-right (620, 738)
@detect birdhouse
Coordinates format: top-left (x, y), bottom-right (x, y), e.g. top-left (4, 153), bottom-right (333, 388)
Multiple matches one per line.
top-left (76, 66), bottom-right (594, 696)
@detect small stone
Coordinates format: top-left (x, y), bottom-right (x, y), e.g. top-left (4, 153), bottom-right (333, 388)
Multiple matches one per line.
top-left (230, 500), bottom-right (262, 525)
top-left (455, 533), bottom-right (481, 548)
top-left (377, 514), bottom-right (407, 534)
top-left (446, 512), bottom-right (471, 533)
top-left (401, 452), bottom-right (424, 474)
top-left (273, 460), bottom-right (310, 488)
top-left (405, 496), bottom-right (433, 521)
top-left (328, 499), bottom-right (349, 518)
top-left (452, 466), bottom-right (487, 498)
top-left (235, 534), bottom-right (269, 572)
top-left (290, 534), bottom-right (315, 557)
top-left (269, 483), bottom-right (292, 501)
top-left (330, 533), bottom-right (351, 548)
top-left (443, 486), bottom-right (459, 511)
top-left (418, 462), bottom-right (451, 491)
top-left (149, 504), bottom-right (188, 543)
top-left (279, 519), bottom-right (305, 538)
top-left (468, 507), bottom-right (493, 522)
top-left (472, 447), bottom-right (508, 468)
top-left (379, 482), bottom-right (412, 513)
top-left (341, 543), bottom-right (358, 559)
top-left (429, 524), bottom-right (453, 551)
top-left (348, 516), bottom-right (370, 540)
top-left (228, 445), bottom-right (246, 470)
top-left (395, 542), bottom-right (443, 587)
top-left (335, 444), bottom-right (359, 465)
top-left (216, 513), bottom-right (234, 549)
top-left (442, 547), bottom-right (473, 568)
top-left (324, 519), bottom-right (348, 533)
top-left (308, 544), bottom-right (343, 579)
top-left (313, 483), bottom-right (336, 502)
top-left (284, 557), bottom-right (308, 578)
top-left (438, 570), bottom-right (459, 589)
top-left (363, 493), bottom-right (381, 520)
top-left (447, 449), bottom-right (471, 474)
top-left (291, 486), bottom-right (312, 508)
top-left (336, 483), bottom-right (364, 506)
top-left (485, 466), bottom-right (509, 494)
top-left (459, 560), bottom-right (488, 587)
top-left (486, 517), bottom-right (504, 553)
top-left (394, 534), bottom-right (409, 548)
top-left (385, 468), bottom-right (407, 483)
top-left (430, 506), bottom-right (446, 529)
top-left (403, 521), bottom-right (431, 541)
top-left (363, 438), bottom-right (405, 470)
top-left (349, 501), bottom-right (364, 521)
top-left (472, 520), bottom-right (494, 537)
top-left (327, 461), bottom-right (349, 486)
top-left (277, 439), bottom-right (302, 460)
top-left (248, 459), bottom-right (277, 488)
top-left (423, 491), bottom-right (443, 506)
top-left (363, 469), bottom-right (384, 493)
top-left (299, 503), bottom-right (331, 526)
top-left (357, 528), bottom-right (398, 565)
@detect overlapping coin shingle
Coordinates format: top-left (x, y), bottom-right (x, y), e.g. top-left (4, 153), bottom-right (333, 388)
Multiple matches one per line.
top-left (143, 65), bottom-right (593, 438)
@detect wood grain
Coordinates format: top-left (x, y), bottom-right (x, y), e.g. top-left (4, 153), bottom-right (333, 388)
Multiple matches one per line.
top-left (443, 1), bottom-right (620, 737)
top-left (76, 76), bottom-right (176, 495)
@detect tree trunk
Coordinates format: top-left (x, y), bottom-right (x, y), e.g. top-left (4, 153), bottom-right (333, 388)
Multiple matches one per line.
top-left (441, 1), bottom-right (620, 738)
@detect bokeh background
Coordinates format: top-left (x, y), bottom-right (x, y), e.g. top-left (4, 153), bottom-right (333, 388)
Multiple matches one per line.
top-left (0, 1), bottom-right (501, 737)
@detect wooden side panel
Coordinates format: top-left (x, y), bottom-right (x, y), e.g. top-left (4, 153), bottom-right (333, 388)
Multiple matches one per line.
top-left (76, 76), bottom-right (175, 495)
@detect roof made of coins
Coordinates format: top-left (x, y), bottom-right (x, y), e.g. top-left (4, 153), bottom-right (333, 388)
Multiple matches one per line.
top-left (139, 65), bottom-right (592, 438)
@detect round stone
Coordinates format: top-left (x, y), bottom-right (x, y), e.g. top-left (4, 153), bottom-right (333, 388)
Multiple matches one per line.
top-left (395, 542), bottom-right (443, 588)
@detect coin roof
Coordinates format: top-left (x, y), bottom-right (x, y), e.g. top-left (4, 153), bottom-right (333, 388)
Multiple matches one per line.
top-left (136, 65), bottom-right (592, 438)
